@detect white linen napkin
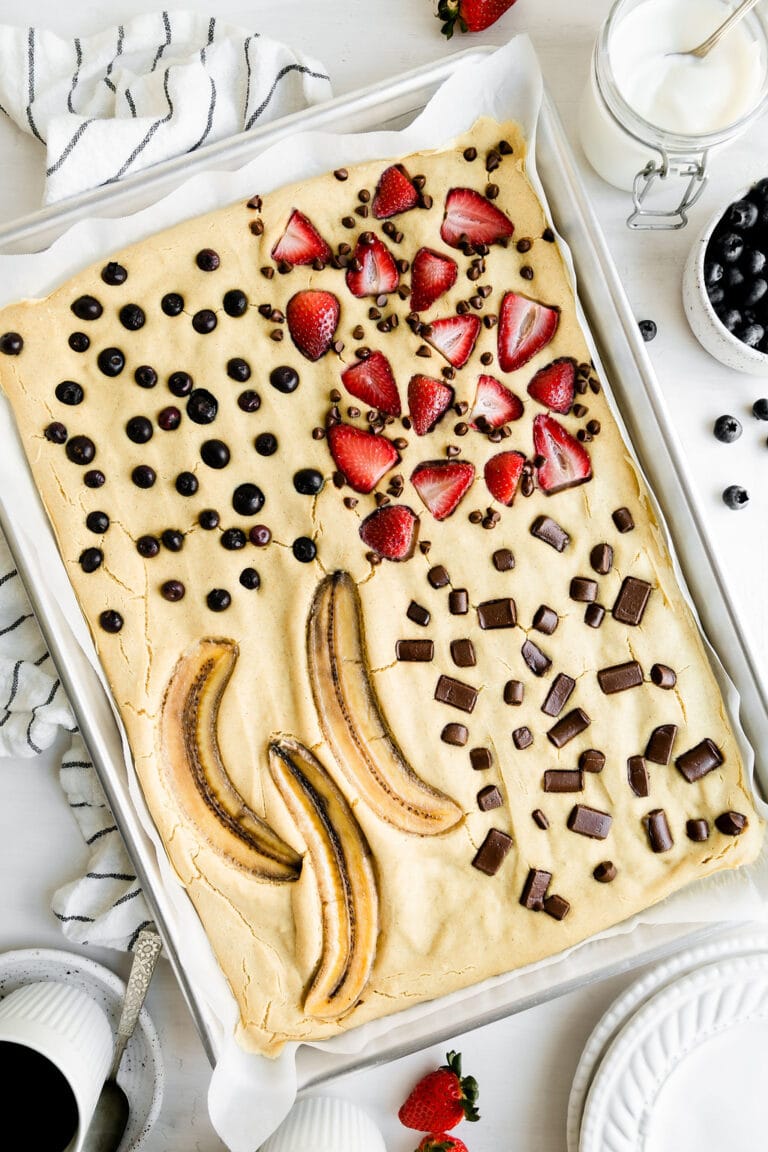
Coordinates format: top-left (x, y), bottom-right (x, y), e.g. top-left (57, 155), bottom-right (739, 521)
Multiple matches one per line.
top-left (0, 10), bottom-right (332, 204)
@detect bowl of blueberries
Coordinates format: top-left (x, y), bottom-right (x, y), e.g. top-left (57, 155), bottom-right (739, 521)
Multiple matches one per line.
top-left (683, 178), bottom-right (768, 376)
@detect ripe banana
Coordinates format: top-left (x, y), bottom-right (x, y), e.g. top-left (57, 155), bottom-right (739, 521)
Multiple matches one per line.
top-left (268, 737), bottom-right (378, 1019)
top-left (307, 571), bottom-right (463, 835)
top-left (161, 638), bottom-right (302, 882)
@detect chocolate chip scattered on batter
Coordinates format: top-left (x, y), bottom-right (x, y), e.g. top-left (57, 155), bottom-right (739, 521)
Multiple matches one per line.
top-left (441, 723), bottom-right (469, 746)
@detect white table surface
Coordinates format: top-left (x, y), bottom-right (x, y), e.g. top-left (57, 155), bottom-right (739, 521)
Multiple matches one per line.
top-left (1, 2), bottom-right (768, 1149)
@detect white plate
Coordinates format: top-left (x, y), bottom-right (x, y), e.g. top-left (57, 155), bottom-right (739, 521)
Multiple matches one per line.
top-left (578, 951), bottom-right (768, 1152)
top-left (0, 948), bottom-right (163, 1151)
top-left (566, 927), bottom-right (768, 1152)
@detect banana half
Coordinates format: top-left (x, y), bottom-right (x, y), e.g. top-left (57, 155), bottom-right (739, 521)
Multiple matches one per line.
top-left (307, 571), bottom-right (463, 835)
top-left (268, 737), bottom-right (379, 1019)
top-left (160, 638), bottom-right (302, 882)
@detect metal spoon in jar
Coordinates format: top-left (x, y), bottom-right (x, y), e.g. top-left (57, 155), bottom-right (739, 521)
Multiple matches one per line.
top-left (82, 929), bottom-right (163, 1152)
top-left (670, 0), bottom-right (762, 60)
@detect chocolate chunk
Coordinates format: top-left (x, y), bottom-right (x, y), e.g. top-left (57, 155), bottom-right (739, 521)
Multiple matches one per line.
top-left (532, 605), bottom-right (558, 634)
top-left (570, 577), bottom-right (598, 603)
top-left (547, 708), bottom-right (590, 748)
top-left (407, 601), bottom-right (431, 627)
top-left (543, 894), bottom-right (570, 921)
top-left (593, 860), bottom-right (616, 883)
top-left (584, 603), bottom-right (605, 628)
top-left (449, 588), bottom-right (469, 615)
top-left (542, 673), bottom-right (575, 717)
top-left (472, 828), bottom-right (513, 876)
top-left (650, 663), bottom-right (677, 689)
top-left (441, 723), bottom-right (469, 746)
top-left (645, 808), bottom-right (673, 852)
top-left (428, 565), bottom-right (450, 588)
top-left (568, 805), bottom-right (612, 839)
top-left (477, 597), bottom-right (516, 629)
top-left (597, 660), bottom-right (643, 694)
top-left (522, 639), bottom-right (552, 677)
top-left (715, 811), bottom-right (748, 836)
top-left (627, 755), bottom-right (650, 797)
top-left (686, 819), bottom-right (710, 842)
top-left (520, 868), bottom-right (552, 910)
top-left (676, 738), bottom-right (723, 783)
top-left (643, 725), bottom-right (677, 766)
top-left (396, 639), bottom-right (434, 663)
top-left (435, 674), bottom-right (478, 713)
top-left (492, 548), bottom-right (515, 571)
top-left (477, 785), bottom-right (503, 812)
top-left (612, 576), bottom-right (652, 626)
top-left (450, 639), bottom-right (476, 668)
top-left (579, 748), bottom-right (605, 773)
top-left (590, 543), bottom-right (613, 574)
top-left (504, 679), bottom-right (524, 705)
top-left (612, 507), bottom-right (635, 533)
top-left (532, 808), bottom-right (549, 829)
top-left (470, 747), bottom-right (492, 770)
top-left (543, 769), bottom-right (584, 793)
top-left (513, 726), bottom-right (533, 750)
top-left (531, 515), bottom-right (570, 552)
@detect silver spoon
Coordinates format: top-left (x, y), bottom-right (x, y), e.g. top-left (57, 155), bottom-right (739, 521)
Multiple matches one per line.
top-left (670, 0), bottom-right (762, 59)
top-left (82, 929), bottom-right (163, 1152)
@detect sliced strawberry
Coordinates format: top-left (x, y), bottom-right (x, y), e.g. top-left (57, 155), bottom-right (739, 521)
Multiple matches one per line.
top-left (346, 234), bottom-right (399, 297)
top-left (407, 374), bottom-right (455, 436)
top-left (469, 374), bottom-right (523, 430)
top-left (533, 414), bottom-right (592, 494)
top-left (372, 164), bottom-right (420, 219)
top-left (411, 460), bottom-right (475, 521)
top-left (425, 314), bottom-right (481, 368)
top-left (286, 290), bottom-right (340, 361)
top-left (410, 248), bottom-right (458, 312)
top-left (359, 504), bottom-right (418, 561)
top-left (440, 187), bottom-right (514, 248)
top-left (327, 423), bottom-right (400, 494)
top-left (498, 292), bottom-right (560, 373)
top-left (271, 208), bottom-right (331, 266)
top-left (341, 352), bottom-right (401, 417)
top-left (484, 450), bottom-right (526, 505)
top-left (527, 357), bottom-right (577, 414)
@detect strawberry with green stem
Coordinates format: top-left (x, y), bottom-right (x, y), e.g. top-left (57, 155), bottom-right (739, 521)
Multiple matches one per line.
top-left (399, 1050), bottom-right (480, 1131)
top-left (437, 0), bottom-right (519, 39)
top-left (415, 1136), bottom-right (470, 1152)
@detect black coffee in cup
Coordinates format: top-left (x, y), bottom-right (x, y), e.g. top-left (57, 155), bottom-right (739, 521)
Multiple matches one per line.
top-left (0, 1040), bottom-right (79, 1151)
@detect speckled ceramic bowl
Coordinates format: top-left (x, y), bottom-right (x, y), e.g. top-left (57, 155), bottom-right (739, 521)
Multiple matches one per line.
top-left (259, 1096), bottom-right (386, 1152)
top-left (682, 187), bottom-right (768, 376)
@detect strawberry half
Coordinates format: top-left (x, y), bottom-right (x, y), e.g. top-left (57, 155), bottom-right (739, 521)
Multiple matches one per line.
top-left (498, 292), bottom-right (560, 373)
top-left (411, 460), bottom-right (475, 521)
top-left (416, 1135), bottom-right (469, 1152)
top-left (341, 352), bottom-right (401, 417)
top-left (271, 208), bottom-right (331, 266)
top-left (410, 248), bottom-right (458, 312)
top-left (440, 187), bottom-right (514, 248)
top-left (484, 449), bottom-right (526, 505)
top-left (327, 423), bottom-right (400, 494)
top-left (399, 1050), bottom-right (480, 1131)
top-left (533, 414), bottom-right (592, 494)
top-left (346, 234), bottom-right (399, 297)
top-left (408, 374), bottom-right (454, 436)
top-left (372, 164), bottom-right (420, 219)
top-left (438, 0), bottom-right (518, 38)
top-left (359, 504), bottom-right (418, 561)
top-left (469, 374), bottom-right (523, 429)
top-left (286, 290), bottom-right (340, 361)
top-left (527, 357), bottom-right (577, 414)
top-left (425, 314), bottom-right (481, 368)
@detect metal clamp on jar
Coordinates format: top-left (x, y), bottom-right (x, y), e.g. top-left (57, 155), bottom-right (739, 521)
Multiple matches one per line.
top-left (579, 0), bottom-right (768, 229)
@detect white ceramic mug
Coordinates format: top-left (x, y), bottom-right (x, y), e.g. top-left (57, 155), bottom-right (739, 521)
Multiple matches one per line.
top-left (0, 980), bottom-right (114, 1152)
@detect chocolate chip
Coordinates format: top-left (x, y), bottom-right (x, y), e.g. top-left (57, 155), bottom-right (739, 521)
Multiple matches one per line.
top-left (292, 536), bottom-right (316, 563)
top-left (531, 515), bottom-right (570, 552)
top-left (198, 510), bottom-right (220, 531)
top-left (84, 469), bottom-right (105, 488)
top-left (119, 303), bottom-right (145, 331)
top-left (676, 738), bottom-right (723, 783)
top-left (579, 749), bottom-right (605, 773)
top-left (612, 506), bottom-right (635, 533)
top-left (161, 580), bottom-right (185, 602)
top-left (628, 755), bottom-right (650, 797)
top-left (532, 809), bottom-right (549, 829)
top-left (99, 609), bottom-right (123, 633)
top-left (542, 673), bottom-right (575, 717)
top-left (532, 605), bottom-right (558, 635)
top-left (137, 535), bottom-right (160, 557)
top-left (175, 471), bottom-right (198, 496)
top-left (449, 588), bottom-right (469, 615)
top-left (255, 432), bottom-right (278, 456)
top-left (434, 674), bottom-right (478, 713)
top-left (504, 679), bottom-right (524, 705)
top-left (584, 603), bottom-right (605, 628)
top-left (158, 406), bottom-right (181, 431)
top-left (44, 422), bottom-right (67, 444)
top-left (477, 597), bottom-right (516, 629)
top-left (522, 639), bottom-right (552, 677)
top-left (477, 785), bottom-right (503, 812)
top-left (543, 894), bottom-right (570, 921)
top-left (54, 381), bottom-right (83, 406)
top-left (134, 365), bottom-right (158, 389)
top-left (472, 828), bottom-right (513, 876)
top-left (161, 292), bottom-right (184, 316)
top-left (686, 819), bottom-right (710, 842)
top-left (79, 547), bottom-right (103, 573)
top-left (520, 266), bottom-right (534, 281)
top-left (101, 261), bottom-right (127, 286)
top-left (645, 724), bottom-right (677, 765)
top-left (547, 708), bottom-right (590, 748)
top-left (206, 588), bottom-right (231, 611)
top-left (126, 416), bottom-right (153, 444)
top-left (441, 723), bottom-right (469, 746)
top-left (516, 238), bottom-right (532, 253)
top-left (65, 436), bottom-right (96, 465)
top-left (597, 660), bottom-right (643, 694)
top-left (427, 565), bottom-right (450, 588)
top-left (196, 248), bottom-right (220, 271)
top-left (612, 576), bottom-right (652, 626)
top-left (68, 332), bottom-right (90, 353)
top-left (492, 548), bottom-right (515, 571)
top-left (86, 511), bottom-right (109, 534)
top-left (450, 639), bottom-right (476, 667)
top-left (71, 295), bottom-right (103, 321)
top-left (97, 347), bottom-right (125, 377)
top-left (239, 568), bottom-right (261, 590)
top-left (470, 747), bottom-right (492, 770)
top-left (542, 227), bottom-right (555, 242)
top-left (131, 465), bottom-right (156, 489)
top-left (570, 577), bottom-right (598, 603)
top-left (250, 525), bottom-right (271, 546)
top-left (568, 805), bottom-right (612, 839)
top-left (238, 389), bottom-right (261, 412)
top-left (223, 289), bottom-right (248, 317)
top-left (520, 868), bottom-right (552, 910)
top-left (334, 168), bottom-right (349, 180)
top-left (715, 811), bottom-right (748, 836)
top-left (650, 663), bottom-right (677, 689)
top-left (294, 468), bottom-right (324, 496)
top-left (513, 726), bottom-right (533, 750)
top-left (200, 439), bottom-right (230, 469)
top-left (463, 146), bottom-right (477, 160)
top-left (543, 769), bottom-right (583, 793)
top-left (396, 639), bottom-right (434, 661)
top-left (593, 861), bottom-right (616, 883)
top-left (221, 528), bottom-right (247, 551)
top-left (407, 601), bottom-right (431, 627)
top-left (645, 808), bottom-right (673, 852)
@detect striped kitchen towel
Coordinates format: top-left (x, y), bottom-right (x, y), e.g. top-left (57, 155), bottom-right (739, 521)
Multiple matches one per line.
top-left (0, 10), bottom-right (332, 204)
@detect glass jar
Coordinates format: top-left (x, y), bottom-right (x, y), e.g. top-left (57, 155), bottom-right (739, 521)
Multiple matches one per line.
top-left (579, 0), bottom-right (768, 228)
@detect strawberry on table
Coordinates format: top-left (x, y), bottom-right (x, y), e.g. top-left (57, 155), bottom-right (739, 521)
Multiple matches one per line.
top-left (440, 188), bottom-right (514, 249)
top-left (286, 290), bottom-right (340, 361)
top-left (469, 374), bottom-right (523, 429)
top-left (527, 357), bottom-right (577, 414)
top-left (415, 1135), bottom-right (470, 1152)
top-left (327, 423), bottom-right (400, 494)
top-left (346, 233), bottom-right (399, 297)
top-left (437, 0), bottom-right (519, 37)
top-left (271, 209), bottom-right (331, 266)
top-left (407, 374), bottom-right (454, 436)
top-left (498, 292), bottom-right (560, 373)
top-left (484, 449), bottom-right (526, 505)
top-left (372, 164), bottom-right (420, 219)
top-left (399, 1050), bottom-right (480, 1131)
top-left (411, 461), bottom-right (475, 521)
top-left (359, 504), bottom-right (418, 561)
top-left (342, 352), bottom-right (401, 417)
top-left (424, 314), bottom-right (481, 368)
top-left (410, 248), bottom-right (458, 312)
top-left (533, 413), bottom-right (592, 494)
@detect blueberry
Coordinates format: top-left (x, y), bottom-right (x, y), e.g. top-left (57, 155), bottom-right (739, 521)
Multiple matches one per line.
top-left (293, 468), bottom-right (325, 495)
top-left (255, 432), bottom-right (278, 456)
top-left (741, 248), bottom-right (766, 276)
top-left (239, 568), bottom-right (261, 590)
top-left (206, 588), bottom-right (231, 612)
top-left (227, 357), bottom-right (251, 382)
top-left (707, 285), bottom-right (725, 307)
top-left (66, 436), bottom-right (96, 465)
top-left (101, 262), bottom-right (127, 286)
top-left (186, 388), bottom-right (218, 424)
top-left (119, 304), bottom-right (145, 331)
top-left (719, 308), bottom-right (742, 332)
top-left (736, 323), bottom-right (765, 348)
top-left (162, 529), bottom-right (184, 552)
top-left (97, 347), bottom-right (125, 377)
top-left (292, 536), bottom-right (317, 563)
top-left (132, 465), bottom-right (156, 489)
top-left (237, 390), bottom-right (261, 412)
top-left (753, 398), bottom-right (768, 419)
top-left (68, 332), bottom-right (89, 353)
top-left (168, 371), bottom-right (193, 397)
top-left (713, 415), bottom-right (742, 443)
top-left (752, 177), bottom-right (768, 201)
top-left (223, 289), bottom-right (248, 317)
top-left (198, 509), bottom-right (220, 530)
top-left (270, 366), bottom-right (300, 393)
top-left (728, 200), bottom-right (759, 229)
top-left (161, 292), bottom-right (184, 316)
top-left (86, 511), bottom-right (109, 533)
top-left (718, 232), bottom-right (745, 263)
top-left (722, 485), bottom-right (749, 510)
top-left (99, 610), bottom-right (123, 633)
top-left (134, 365), bottom-right (158, 389)
top-left (232, 482), bottom-right (265, 516)
top-left (192, 309), bottom-right (217, 335)
top-left (704, 260), bottom-right (723, 286)
top-left (723, 266), bottom-right (744, 291)
top-left (175, 471), bottom-right (199, 496)
top-left (126, 416), bottom-right (153, 444)
top-left (79, 547), bottom-right (103, 573)
top-left (71, 295), bottom-right (102, 321)
top-left (196, 249), bottom-right (220, 272)
top-left (743, 279), bottom-right (767, 307)
top-left (638, 319), bottom-right (657, 342)
top-left (200, 439), bottom-right (230, 469)
top-left (221, 528), bottom-right (247, 550)
top-left (55, 380), bottom-right (84, 406)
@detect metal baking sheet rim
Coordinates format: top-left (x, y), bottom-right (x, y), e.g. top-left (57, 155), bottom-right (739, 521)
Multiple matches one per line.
top-left (0, 49), bottom-right (765, 1081)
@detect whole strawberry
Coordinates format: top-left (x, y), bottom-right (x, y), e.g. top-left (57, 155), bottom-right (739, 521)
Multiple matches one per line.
top-left (416, 1135), bottom-right (469, 1152)
top-left (399, 1050), bottom-right (480, 1131)
top-left (437, 0), bottom-right (519, 39)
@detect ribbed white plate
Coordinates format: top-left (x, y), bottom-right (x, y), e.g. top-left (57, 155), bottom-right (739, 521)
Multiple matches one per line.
top-left (579, 951), bottom-right (768, 1152)
top-left (566, 928), bottom-right (768, 1152)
